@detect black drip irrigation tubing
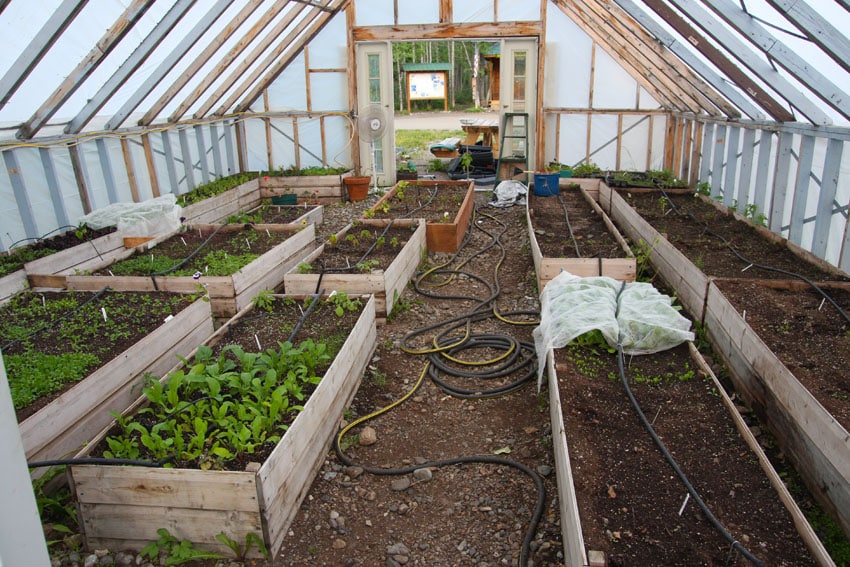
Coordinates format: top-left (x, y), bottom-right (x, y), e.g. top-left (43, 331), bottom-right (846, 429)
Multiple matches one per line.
top-left (147, 222), bottom-right (231, 290)
top-left (657, 186), bottom-right (850, 328)
top-left (555, 192), bottom-right (582, 258)
top-left (333, 199), bottom-right (546, 566)
top-left (612, 281), bottom-right (765, 566)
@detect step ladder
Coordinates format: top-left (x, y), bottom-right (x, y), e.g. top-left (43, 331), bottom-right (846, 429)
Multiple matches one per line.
top-left (494, 112), bottom-right (529, 187)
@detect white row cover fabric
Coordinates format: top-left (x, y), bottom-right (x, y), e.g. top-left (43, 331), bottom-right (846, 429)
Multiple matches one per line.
top-left (533, 270), bottom-right (694, 388)
top-left (78, 194), bottom-right (183, 237)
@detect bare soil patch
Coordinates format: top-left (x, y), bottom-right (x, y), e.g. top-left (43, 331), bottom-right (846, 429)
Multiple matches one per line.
top-left (556, 343), bottom-right (815, 566)
top-left (529, 190), bottom-right (626, 259)
top-left (715, 281), bottom-right (850, 431)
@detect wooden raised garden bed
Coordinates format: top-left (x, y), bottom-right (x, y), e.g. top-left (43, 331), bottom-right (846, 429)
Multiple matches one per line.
top-left (3, 291), bottom-right (214, 464)
top-left (259, 170), bottom-right (353, 204)
top-left (64, 223), bottom-right (316, 319)
top-left (527, 184), bottom-right (635, 291)
top-left (180, 178), bottom-right (262, 225)
top-left (596, 181), bottom-right (850, 539)
top-left (366, 179), bottom-right (474, 253)
top-left (546, 341), bottom-right (829, 566)
top-left (0, 269), bottom-right (28, 303)
top-left (283, 218), bottom-right (426, 318)
top-left (69, 293), bottom-right (377, 557)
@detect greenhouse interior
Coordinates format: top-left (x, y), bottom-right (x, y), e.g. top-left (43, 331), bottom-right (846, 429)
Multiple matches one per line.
top-left (1, 1), bottom-right (849, 566)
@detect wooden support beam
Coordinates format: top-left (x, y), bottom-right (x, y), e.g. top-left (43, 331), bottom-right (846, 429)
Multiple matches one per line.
top-left (664, 115), bottom-right (677, 171)
top-left (615, 114), bottom-right (624, 170)
top-left (68, 144), bottom-right (92, 215)
top-left (722, 125), bottom-right (740, 208)
top-left (352, 21), bottom-right (542, 42)
top-left (346, 3), bottom-right (360, 174)
top-left (264, 90), bottom-right (273, 170)
top-left (141, 133), bottom-right (160, 198)
top-left (812, 138), bottom-right (843, 259)
top-left (765, 0), bottom-right (850, 75)
top-left (536, 0), bottom-right (547, 172)
top-left (120, 137), bottom-right (140, 203)
top-left (439, 0), bottom-right (452, 23)
top-left (736, 127), bottom-right (756, 206)
top-left (38, 147), bottom-right (70, 228)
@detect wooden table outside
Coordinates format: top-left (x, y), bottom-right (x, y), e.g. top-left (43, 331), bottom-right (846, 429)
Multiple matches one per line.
top-left (460, 118), bottom-right (499, 153)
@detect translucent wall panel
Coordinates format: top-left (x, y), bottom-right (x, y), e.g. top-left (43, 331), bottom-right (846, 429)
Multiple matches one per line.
top-left (588, 115), bottom-right (619, 169)
top-left (269, 119), bottom-right (297, 171)
top-left (50, 148), bottom-right (87, 227)
top-left (308, 14), bottom-right (347, 69)
top-left (326, 115), bottom-right (354, 170)
top-left (593, 49), bottom-right (638, 109)
top-left (545, 10), bottom-right (592, 109)
top-left (455, 0), bottom-right (494, 23)
top-left (245, 118), bottom-right (271, 172)
top-left (268, 54), bottom-right (308, 111)
top-left (355, 0), bottom-right (395, 27)
top-left (638, 86), bottom-right (661, 111)
top-left (294, 118), bottom-right (326, 168)
top-left (499, 1), bottom-right (539, 22)
top-left (834, 151), bottom-right (850, 268)
top-left (620, 115), bottom-right (652, 171)
top-left (310, 74), bottom-right (348, 112)
top-left (556, 115), bottom-right (588, 167)
top-left (79, 141), bottom-right (111, 211)
top-left (125, 138), bottom-right (156, 203)
top-left (12, 148), bottom-right (52, 239)
top-left (649, 115), bottom-right (667, 171)
top-left (0, 167), bottom-right (24, 249)
top-left (398, 1), bottom-right (439, 25)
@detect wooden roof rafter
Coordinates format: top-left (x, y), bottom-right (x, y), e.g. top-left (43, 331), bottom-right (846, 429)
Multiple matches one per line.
top-left (168, 0), bottom-right (299, 123)
top-left (764, 0), bottom-right (850, 75)
top-left (193, 2), bottom-right (320, 118)
top-left (351, 21), bottom-right (544, 42)
top-left (700, 0), bottom-right (850, 122)
top-left (0, 0), bottom-right (89, 109)
top-left (104, 0), bottom-right (238, 130)
top-left (64, 0), bottom-right (197, 135)
top-left (578, 0), bottom-right (739, 118)
top-left (551, 0), bottom-right (690, 112)
top-left (560, 0), bottom-right (727, 117)
top-left (231, 0), bottom-right (349, 115)
top-left (16, 0), bottom-right (153, 140)
top-left (662, 0), bottom-right (832, 124)
top-left (139, 0), bottom-right (269, 126)
top-left (612, 0), bottom-right (767, 120)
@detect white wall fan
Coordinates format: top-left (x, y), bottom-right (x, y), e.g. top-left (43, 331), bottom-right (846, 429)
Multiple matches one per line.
top-left (356, 104), bottom-right (388, 189)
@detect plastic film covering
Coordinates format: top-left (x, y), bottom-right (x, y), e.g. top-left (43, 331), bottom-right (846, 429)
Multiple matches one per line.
top-left (533, 270), bottom-right (694, 388)
top-left (78, 194), bottom-right (183, 237)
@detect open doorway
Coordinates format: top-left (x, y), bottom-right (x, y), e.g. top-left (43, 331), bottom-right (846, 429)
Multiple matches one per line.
top-left (355, 38), bottom-right (537, 187)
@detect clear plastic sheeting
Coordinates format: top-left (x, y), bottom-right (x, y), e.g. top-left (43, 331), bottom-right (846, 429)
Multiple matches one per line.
top-left (533, 270), bottom-right (694, 388)
top-left (488, 180), bottom-right (527, 208)
top-left (78, 194), bottom-right (183, 237)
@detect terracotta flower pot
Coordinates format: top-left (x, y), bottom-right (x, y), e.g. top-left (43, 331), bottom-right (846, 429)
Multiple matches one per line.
top-left (343, 176), bottom-right (371, 202)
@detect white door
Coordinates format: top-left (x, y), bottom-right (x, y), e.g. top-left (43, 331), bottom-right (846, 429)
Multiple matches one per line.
top-left (356, 41), bottom-right (395, 187)
top-left (499, 39), bottom-right (537, 173)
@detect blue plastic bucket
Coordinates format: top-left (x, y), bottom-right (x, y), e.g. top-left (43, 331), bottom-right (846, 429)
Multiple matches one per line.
top-left (533, 172), bottom-right (560, 196)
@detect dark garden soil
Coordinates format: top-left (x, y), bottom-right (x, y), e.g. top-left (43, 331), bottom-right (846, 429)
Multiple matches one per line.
top-left (529, 189), bottom-right (628, 259)
top-left (309, 223), bottom-right (418, 272)
top-left (368, 181), bottom-right (471, 223)
top-left (95, 225), bottom-right (297, 276)
top-left (555, 343), bottom-right (815, 566)
top-left (4, 290), bottom-right (194, 421)
top-left (1, 226), bottom-right (118, 276)
top-left (46, 192), bottom-right (844, 566)
top-left (715, 281), bottom-right (850, 431)
top-left (617, 190), bottom-right (847, 282)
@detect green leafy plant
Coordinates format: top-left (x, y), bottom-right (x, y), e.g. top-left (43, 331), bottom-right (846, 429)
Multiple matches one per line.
top-left (296, 262), bottom-right (313, 274)
top-left (252, 289), bottom-right (276, 312)
top-left (460, 151), bottom-right (474, 178)
top-left (326, 291), bottom-right (362, 317)
top-left (356, 259), bottom-right (379, 273)
top-left (176, 173), bottom-right (259, 207)
top-left (572, 162), bottom-right (602, 178)
top-left (215, 532), bottom-right (270, 560)
top-left (140, 528), bottom-right (225, 565)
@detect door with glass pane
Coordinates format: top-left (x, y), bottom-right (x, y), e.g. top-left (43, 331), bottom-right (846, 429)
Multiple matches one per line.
top-left (499, 39), bottom-right (537, 172)
top-left (356, 42), bottom-right (395, 186)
